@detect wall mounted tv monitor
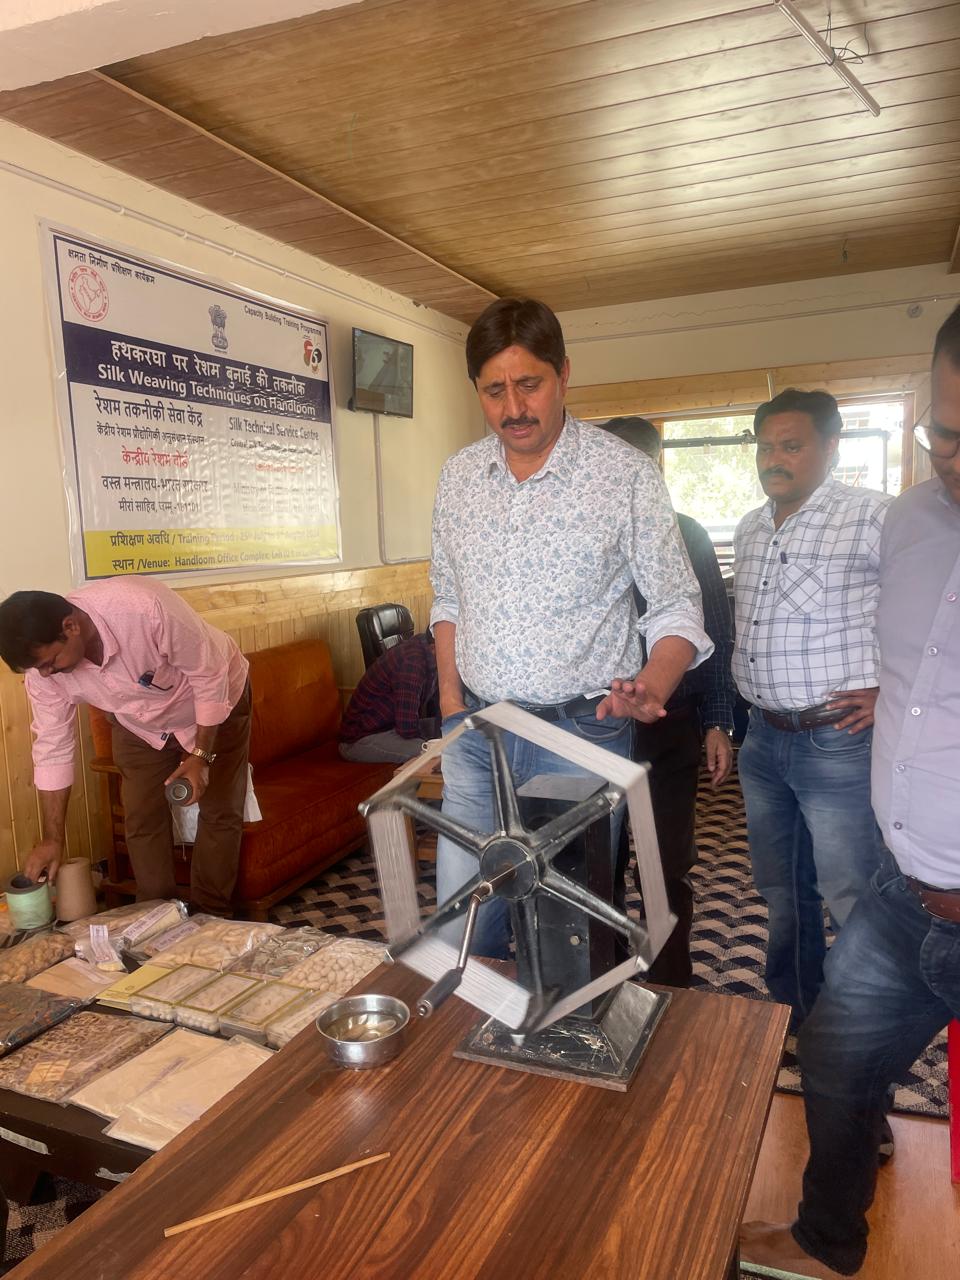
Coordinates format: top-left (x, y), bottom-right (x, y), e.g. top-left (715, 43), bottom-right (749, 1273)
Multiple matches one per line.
top-left (351, 327), bottom-right (414, 418)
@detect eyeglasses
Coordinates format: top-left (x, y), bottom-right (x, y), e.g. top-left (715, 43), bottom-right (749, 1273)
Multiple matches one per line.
top-left (914, 421), bottom-right (960, 460)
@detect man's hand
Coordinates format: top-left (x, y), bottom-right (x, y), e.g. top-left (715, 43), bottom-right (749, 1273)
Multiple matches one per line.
top-left (597, 677), bottom-right (667, 725)
top-left (23, 839), bottom-right (63, 884)
top-left (165, 754), bottom-right (210, 804)
top-left (704, 728), bottom-right (734, 789)
top-left (826, 687), bottom-right (879, 735)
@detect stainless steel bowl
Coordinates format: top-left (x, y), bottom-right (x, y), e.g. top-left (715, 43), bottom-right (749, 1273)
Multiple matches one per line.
top-left (316, 993), bottom-right (410, 1069)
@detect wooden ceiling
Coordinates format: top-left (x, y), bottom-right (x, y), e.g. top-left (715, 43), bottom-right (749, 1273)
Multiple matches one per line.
top-left (1, 0), bottom-right (958, 323)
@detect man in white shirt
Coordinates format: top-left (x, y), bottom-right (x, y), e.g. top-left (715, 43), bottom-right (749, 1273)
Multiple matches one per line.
top-left (740, 310), bottom-right (960, 1277)
top-left (430, 297), bottom-right (712, 957)
top-left (733, 389), bottom-right (890, 1028)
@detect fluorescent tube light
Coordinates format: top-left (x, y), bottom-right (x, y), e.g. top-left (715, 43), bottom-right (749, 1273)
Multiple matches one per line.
top-left (773, 0), bottom-right (881, 117)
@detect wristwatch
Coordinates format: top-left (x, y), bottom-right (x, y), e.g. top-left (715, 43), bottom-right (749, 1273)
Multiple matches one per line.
top-left (704, 725), bottom-right (734, 738)
top-left (189, 746), bottom-right (217, 764)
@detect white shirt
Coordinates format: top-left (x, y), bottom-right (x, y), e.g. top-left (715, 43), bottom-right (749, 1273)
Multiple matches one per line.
top-left (872, 479), bottom-right (960, 887)
top-left (733, 478), bottom-right (891, 711)
top-left (429, 415), bottom-right (712, 705)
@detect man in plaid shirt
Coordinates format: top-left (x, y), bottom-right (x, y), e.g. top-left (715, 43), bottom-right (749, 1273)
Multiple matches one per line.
top-left (733, 388), bottom-right (891, 1032)
top-left (339, 632), bottom-right (440, 764)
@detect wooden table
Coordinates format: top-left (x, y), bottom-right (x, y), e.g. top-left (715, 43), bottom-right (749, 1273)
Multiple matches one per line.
top-left (11, 967), bottom-right (788, 1279)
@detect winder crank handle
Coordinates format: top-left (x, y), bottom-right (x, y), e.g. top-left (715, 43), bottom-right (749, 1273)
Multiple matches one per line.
top-left (416, 865), bottom-right (516, 1018)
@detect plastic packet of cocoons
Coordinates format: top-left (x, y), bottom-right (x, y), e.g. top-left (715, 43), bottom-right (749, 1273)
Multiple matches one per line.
top-left (61, 901), bottom-right (187, 965)
top-left (230, 927), bottom-right (337, 979)
top-left (106, 1036), bottom-right (273, 1150)
top-left (69, 1027), bottom-right (221, 1121)
top-left (171, 972), bottom-right (261, 1034)
top-left (218, 981), bottom-right (305, 1043)
top-left (26, 957), bottom-right (118, 1004)
top-left (0, 981), bottom-right (80, 1056)
top-left (129, 965), bottom-right (220, 1023)
top-left (283, 937), bottom-right (386, 997)
top-left (0, 1011), bottom-right (168, 1102)
top-left (122, 914), bottom-right (219, 964)
top-left (0, 931), bottom-right (76, 984)
top-left (148, 920), bottom-right (282, 972)
top-left (264, 989), bottom-right (339, 1049)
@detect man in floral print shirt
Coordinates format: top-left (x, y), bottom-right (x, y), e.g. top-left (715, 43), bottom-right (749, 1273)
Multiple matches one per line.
top-left (429, 297), bottom-right (713, 958)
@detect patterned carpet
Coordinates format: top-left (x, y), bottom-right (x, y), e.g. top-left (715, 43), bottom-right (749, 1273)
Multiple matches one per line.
top-left (2, 760), bottom-right (948, 1269)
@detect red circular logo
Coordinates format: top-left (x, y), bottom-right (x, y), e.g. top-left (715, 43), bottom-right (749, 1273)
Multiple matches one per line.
top-left (68, 266), bottom-right (109, 322)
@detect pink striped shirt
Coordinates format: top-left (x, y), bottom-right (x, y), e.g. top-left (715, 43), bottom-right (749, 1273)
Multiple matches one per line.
top-left (25, 577), bottom-right (248, 791)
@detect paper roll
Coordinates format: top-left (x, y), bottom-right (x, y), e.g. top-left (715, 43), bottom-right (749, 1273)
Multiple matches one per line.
top-left (54, 858), bottom-right (98, 923)
top-left (5, 873), bottom-right (54, 930)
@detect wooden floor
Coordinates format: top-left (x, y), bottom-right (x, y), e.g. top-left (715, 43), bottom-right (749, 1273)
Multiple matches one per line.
top-left (746, 1094), bottom-right (960, 1279)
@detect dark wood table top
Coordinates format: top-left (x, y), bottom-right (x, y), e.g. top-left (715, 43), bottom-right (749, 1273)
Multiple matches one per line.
top-left (12, 967), bottom-right (788, 1279)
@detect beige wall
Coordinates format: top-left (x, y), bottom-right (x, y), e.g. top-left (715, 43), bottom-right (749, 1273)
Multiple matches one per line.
top-left (559, 263), bottom-right (958, 391)
top-left (0, 119), bottom-right (481, 882)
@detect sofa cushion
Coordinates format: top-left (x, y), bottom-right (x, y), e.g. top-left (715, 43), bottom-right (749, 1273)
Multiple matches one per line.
top-left (236, 743), bottom-right (392, 901)
top-left (247, 639), bottom-right (342, 769)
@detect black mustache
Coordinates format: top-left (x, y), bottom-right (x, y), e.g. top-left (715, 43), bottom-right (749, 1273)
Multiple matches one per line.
top-left (762, 467), bottom-right (793, 480)
top-left (502, 417), bottom-right (539, 429)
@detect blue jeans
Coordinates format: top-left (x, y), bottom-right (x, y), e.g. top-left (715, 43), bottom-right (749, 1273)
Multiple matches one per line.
top-left (738, 706), bottom-right (883, 1026)
top-left (792, 848), bottom-right (960, 1273)
top-left (435, 694), bottom-right (633, 960)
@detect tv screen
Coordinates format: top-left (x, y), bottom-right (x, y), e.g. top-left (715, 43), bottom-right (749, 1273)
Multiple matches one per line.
top-left (351, 328), bottom-right (414, 418)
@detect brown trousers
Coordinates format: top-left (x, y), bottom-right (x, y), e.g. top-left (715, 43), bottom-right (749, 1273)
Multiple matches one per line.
top-left (110, 682), bottom-right (252, 914)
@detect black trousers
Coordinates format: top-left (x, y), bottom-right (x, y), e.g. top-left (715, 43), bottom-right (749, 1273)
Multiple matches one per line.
top-left (618, 702), bottom-right (703, 987)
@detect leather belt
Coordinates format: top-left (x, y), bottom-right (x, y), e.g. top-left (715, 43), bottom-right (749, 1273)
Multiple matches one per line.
top-left (520, 693), bottom-right (607, 722)
top-left (904, 877), bottom-right (960, 923)
top-left (465, 688), bottom-right (607, 723)
top-left (761, 702), bottom-right (845, 732)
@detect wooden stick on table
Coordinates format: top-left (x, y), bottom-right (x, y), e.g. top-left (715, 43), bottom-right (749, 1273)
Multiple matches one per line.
top-left (163, 1152), bottom-right (391, 1238)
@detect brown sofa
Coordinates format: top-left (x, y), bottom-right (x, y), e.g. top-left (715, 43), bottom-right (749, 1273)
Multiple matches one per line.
top-left (90, 638), bottom-right (393, 917)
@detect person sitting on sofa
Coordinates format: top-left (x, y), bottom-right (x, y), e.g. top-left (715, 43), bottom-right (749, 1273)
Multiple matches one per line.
top-left (339, 630), bottom-right (440, 764)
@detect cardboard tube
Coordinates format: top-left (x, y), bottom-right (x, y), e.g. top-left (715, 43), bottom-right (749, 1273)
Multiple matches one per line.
top-left (55, 858), bottom-right (97, 922)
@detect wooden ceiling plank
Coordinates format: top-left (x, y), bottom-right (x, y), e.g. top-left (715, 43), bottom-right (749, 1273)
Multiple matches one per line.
top-left (281, 95), bottom-right (960, 206)
top-left (107, 0), bottom-right (929, 131)
top-left (540, 233), bottom-right (955, 311)
top-left (238, 67), bottom-right (960, 185)
top-left (418, 174), bottom-right (960, 261)
top-left (105, 0), bottom-right (591, 83)
top-left (355, 135), bottom-right (960, 230)
top-left (448, 192), bottom-right (960, 276)
top-left (107, 0), bottom-right (780, 111)
top-left (501, 215), bottom-right (960, 291)
top-left (338, 120), bottom-right (960, 224)
top-left (173, 20), bottom-right (955, 149)
top-left (402, 145), bottom-right (960, 239)
top-left (567, 354), bottom-right (930, 413)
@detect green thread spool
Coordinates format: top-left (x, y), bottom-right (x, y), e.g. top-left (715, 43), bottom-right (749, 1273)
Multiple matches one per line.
top-left (5, 873), bottom-right (54, 931)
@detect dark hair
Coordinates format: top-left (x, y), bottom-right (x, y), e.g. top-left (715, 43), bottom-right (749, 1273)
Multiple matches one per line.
top-left (933, 303), bottom-right (960, 369)
top-left (0, 591), bottom-right (73, 673)
top-left (754, 388), bottom-right (842, 440)
top-left (465, 298), bottom-right (566, 382)
top-left (600, 416), bottom-right (661, 459)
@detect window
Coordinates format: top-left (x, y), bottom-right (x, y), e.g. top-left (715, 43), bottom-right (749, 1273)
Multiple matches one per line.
top-left (659, 398), bottom-right (904, 544)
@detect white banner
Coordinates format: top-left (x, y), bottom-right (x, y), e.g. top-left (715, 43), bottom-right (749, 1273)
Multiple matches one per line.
top-left (42, 225), bottom-right (341, 581)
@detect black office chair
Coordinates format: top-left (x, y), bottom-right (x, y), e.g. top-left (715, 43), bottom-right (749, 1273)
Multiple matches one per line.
top-left (356, 602), bottom-right (415, 669)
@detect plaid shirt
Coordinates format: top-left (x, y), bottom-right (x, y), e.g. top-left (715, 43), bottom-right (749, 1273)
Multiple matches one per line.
top-left (339, 634), bottom-right (440, 744)
top-left (733, 478), bottom-right (891, 711)
top-left (637, 513), bottom-right (736, 731)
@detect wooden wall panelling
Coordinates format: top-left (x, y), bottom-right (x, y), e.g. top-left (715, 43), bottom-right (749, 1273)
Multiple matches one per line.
top-left (0, 563), bottom-right (433, 885)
